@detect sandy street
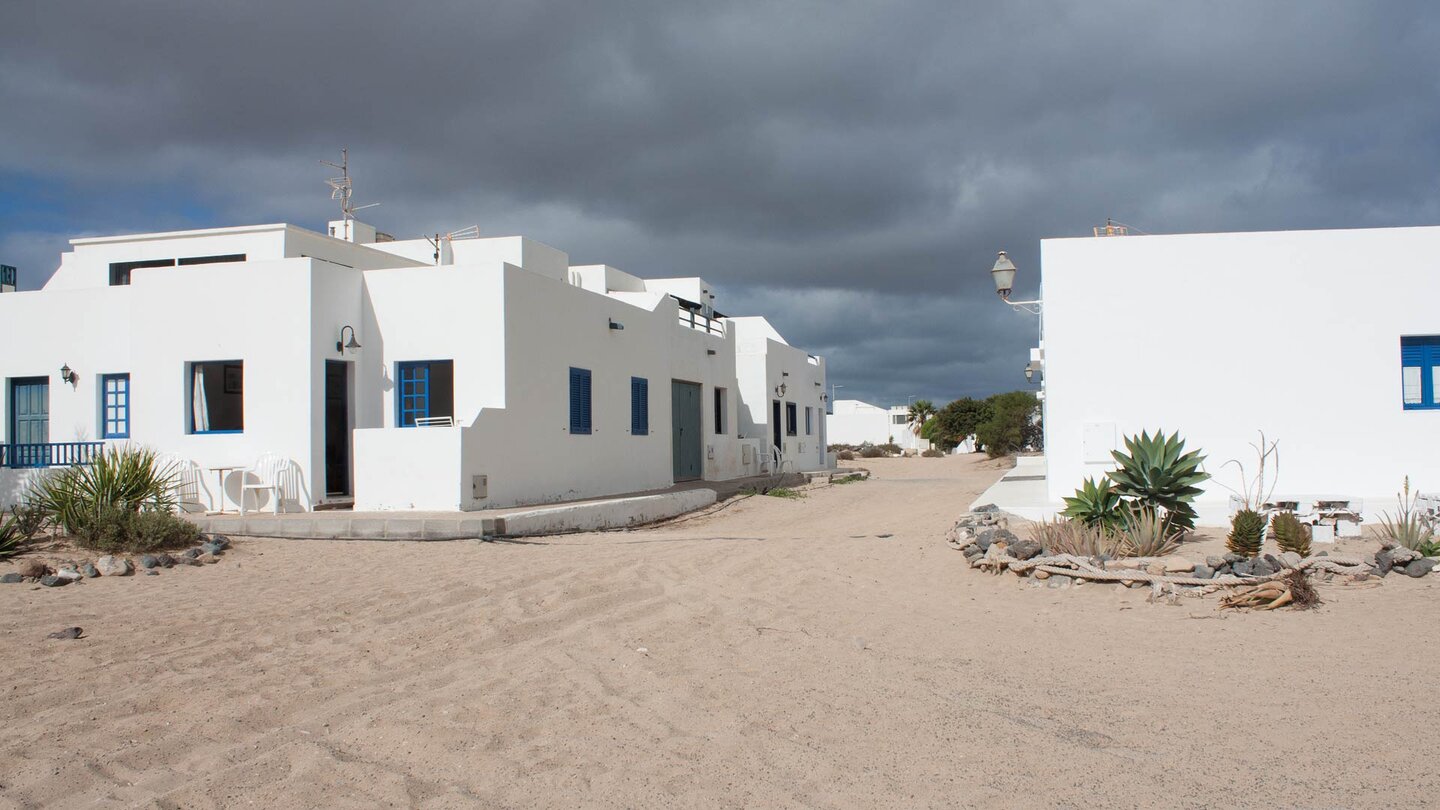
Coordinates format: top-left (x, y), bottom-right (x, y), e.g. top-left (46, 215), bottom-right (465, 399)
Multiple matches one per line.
top-left (2, 453), bottom-right (1438, 808)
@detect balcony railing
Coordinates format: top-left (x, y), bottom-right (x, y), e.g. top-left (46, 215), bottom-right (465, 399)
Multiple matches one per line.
top-left (1, 442), bottom-right (105, 469)
top-left (679, 309), bottom-right (725, 336)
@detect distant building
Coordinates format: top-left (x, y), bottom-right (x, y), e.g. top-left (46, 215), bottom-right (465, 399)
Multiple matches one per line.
top-left (0, 218), bottom-right (828, 512)
top-left (826, 399), bottom-right (931, 452)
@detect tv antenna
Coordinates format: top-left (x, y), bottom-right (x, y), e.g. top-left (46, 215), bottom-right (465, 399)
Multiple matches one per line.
top-left (320, 148), bottom-right (379, 240)
top-left (423, 225), bottom-right (482, 265)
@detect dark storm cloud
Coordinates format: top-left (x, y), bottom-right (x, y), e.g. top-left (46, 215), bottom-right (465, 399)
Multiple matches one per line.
top-left (2, 1), bottom-right (1438, 405)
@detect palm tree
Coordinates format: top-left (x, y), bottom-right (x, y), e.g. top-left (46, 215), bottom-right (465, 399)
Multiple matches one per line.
top-left (906, 399), bottom-right (936, 436)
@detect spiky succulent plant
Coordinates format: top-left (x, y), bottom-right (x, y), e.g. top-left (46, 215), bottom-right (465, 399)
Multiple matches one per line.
top-left (1271, 511), bottom-right (1310, 557)
top-left (1227, 508), bottom-right (1265, 557)
top-left (1061, 476), bottom-right (1124, 529)
top-left (1108, 430), bottom-right (1209, 531)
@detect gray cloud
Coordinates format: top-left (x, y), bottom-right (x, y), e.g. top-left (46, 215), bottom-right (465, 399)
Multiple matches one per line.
top-left (2, 1), bottom-right (1437, 404)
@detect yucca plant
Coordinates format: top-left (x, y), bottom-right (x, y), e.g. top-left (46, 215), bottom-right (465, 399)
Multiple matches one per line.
top-left (1031, 517), bottom-right (1120, 557)
top-left (1117, 506), bottom-right (1184, 558)
top-left (1377, 476), bottom-right (1436, 552)
top-left (27, 445), bottom-right (178, 536)
top-left (1060, 477), bottom-right (1125, 529)
top-left (1226, 508), bottom-right (1265, 557)
top-left (0, 515), bottom-right (23, 560)
top-left (1271, 511), bottom-right (1310, 557)
top-left (1108, 430), bottom-right (1209, 531)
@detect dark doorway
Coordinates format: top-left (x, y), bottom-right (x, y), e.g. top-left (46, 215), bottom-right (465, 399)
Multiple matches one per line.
top-left (771, 400), bottom-right (782, 452)
top-left (324, 361), bottom-right (352, 497)
top-left (671, 380), bottom-right (703, 481)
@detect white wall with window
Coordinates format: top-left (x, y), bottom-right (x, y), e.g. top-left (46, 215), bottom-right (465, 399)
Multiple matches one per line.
top-left (1040, 224), bottom-right (1440, 524)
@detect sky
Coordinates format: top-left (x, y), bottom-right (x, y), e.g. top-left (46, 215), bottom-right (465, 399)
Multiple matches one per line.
top-left (2, 1), bottom-right (1438, 407)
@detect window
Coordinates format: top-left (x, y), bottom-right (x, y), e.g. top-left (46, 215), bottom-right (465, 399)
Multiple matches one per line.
top-left (892, 413), bottom-right (908, 425)
top-left (110, 258), bottom-right (173, 286)
top-left (570, 367), bottom-right (592, 434)
top-left (177, 253), bottom-right (246, 266)
top-left (397, 361), bottom-right (455, 426)
top-left (189, 361), bottom-right (243, 433)
top-left (785, 402), bottom-right (798, 436)
top-left (1402, 336), bottom-right (1440, 409)
top-left (631, 376), bottom-right (649, 435)
top-left (101, 374), bottom-right (130, 438)
top-left (714, 387), bottom-right (727, 435)
top-left (805, 406), bottom-right (813, 436)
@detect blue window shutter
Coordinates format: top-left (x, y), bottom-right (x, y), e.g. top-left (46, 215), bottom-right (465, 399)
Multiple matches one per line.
top-left (570, 367), bottom-right (592, 434)
top-left (631, 377), bottom-right (648, 435)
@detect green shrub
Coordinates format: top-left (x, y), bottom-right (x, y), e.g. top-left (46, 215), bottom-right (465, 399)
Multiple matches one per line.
top-left (877, 443), bottom-right (902, 456)
top-left (27, 445), bottom-right (177, 536)
top-left (975, 391), bottom-right (1040, 458)
top-left (1377, 477), bottom-right (1435, 551)
top-left (836, 450), bottom-right (856, 461)
top-left (75, 505), bottom-right (201, 553)
top-left (1227, 509), bottom-right (1265, 557)
top-left (9, 504), bottom-right (48, 538)
top-left (921, 448), bottom-right (944, 458)
top-left (1271, 511), bottom-right (1311, 557)
top-left (1061, 477), bottom-right (1125, 530)
top-left (1108, 430), bottom-right (1208, 531)
top-left (764, 488), bottom-right (805, 499)
top-left (859, 445), bottom-right (885, 459)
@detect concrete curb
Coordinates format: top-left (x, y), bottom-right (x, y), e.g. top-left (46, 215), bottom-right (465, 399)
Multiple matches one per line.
top-left (185, 488), bottom-right (719, 541)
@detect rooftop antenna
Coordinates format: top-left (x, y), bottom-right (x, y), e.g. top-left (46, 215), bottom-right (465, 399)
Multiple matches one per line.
top-left (320, 148), bottom-right (379, 241)
top-left (423, 225), bottom-right (482, 265)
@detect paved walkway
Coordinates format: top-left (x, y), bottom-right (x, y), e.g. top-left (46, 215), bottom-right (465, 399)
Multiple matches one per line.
top-left (187, 470), bottom-right (828, 540)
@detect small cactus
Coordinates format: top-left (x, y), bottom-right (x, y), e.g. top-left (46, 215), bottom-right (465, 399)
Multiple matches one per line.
top-left (1272, 511), bottom-right (1311, 557)
top-left (1227, 508), bottom-right (1266, 557)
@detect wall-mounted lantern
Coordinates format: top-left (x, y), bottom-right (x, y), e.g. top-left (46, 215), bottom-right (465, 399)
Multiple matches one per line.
top-left (336, 325), bottom-right (362, 355)
top-left (774, 382), bottom-right (787, 398)
top-left (59, 363), bottom-right (78, 386)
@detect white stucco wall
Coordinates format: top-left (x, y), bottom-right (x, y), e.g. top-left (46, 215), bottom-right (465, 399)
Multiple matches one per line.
top-left (1042, 224), bottom-right (1440, 523)
top-left (2, 221), bottom-right (828, 514)
top-left (825, 400), bottom-right (931, 451)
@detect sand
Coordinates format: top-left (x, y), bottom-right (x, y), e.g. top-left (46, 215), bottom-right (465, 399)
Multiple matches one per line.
top-left (2, 453), bottom-right (1437, 808)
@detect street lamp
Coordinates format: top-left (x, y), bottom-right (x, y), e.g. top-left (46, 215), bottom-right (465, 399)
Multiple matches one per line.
top-left (990, 251), bottom-right (1041, 315)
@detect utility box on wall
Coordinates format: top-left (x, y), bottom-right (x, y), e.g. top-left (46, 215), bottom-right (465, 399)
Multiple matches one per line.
top-left (472, 474), bottom-right (488, 500)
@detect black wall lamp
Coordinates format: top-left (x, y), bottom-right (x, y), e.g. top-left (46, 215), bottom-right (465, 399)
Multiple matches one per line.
top-left (337, 325), bottom-right (362, 355)
top-left (609, 319), bottom-right (625, 331)
top-left (59, 363), bottom-right (77, 385)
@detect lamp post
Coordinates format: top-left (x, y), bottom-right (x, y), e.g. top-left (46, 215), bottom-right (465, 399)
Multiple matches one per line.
top-left (990, 250), bottom-right (1044, 396)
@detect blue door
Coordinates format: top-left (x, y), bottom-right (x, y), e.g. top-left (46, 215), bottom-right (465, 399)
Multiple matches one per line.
top-left (10, 378), bottom-right (49, 466)
top-left (671, 380), bottom-right (702, 481)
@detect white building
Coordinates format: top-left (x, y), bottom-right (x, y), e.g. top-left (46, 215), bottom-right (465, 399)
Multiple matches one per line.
top-left (0, 219), bottom-right (828, 512)
top-left (1035, 223), bottom-right (1440, 525)
top-left (825, 399), bottom-right (932, 452)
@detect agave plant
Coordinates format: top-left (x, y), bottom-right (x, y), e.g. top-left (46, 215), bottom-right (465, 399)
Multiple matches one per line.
top-left (27, 445), bottom-right (178, 536)
top-left (1060, 477), bottom-right (1125, 529)
top-left (1377, 476), bottom-right (1435, 551)
top-left (1108, 430), bottom-right (1209, 531)
top-left (1030, 517), bottom-right (1120, 557)
top-left (1116, 506), bottom-right (1184, 558)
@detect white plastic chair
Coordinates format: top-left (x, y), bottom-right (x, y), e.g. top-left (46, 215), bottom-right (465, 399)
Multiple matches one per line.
top-left (240, 453), bottom-right (293, 515)
top-left (158, 453), bottom-right (208, 514)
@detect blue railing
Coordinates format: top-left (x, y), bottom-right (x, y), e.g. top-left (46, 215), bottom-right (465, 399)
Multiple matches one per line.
top-left (1, 442), bottom-right (105, 469)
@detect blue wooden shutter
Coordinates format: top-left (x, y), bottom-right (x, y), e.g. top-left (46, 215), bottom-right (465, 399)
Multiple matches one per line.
top-left (397, 362), bottom-right (431, 427)
top-left (631, 377), bottom-right (648, 435)
top-left (1402, 336), bottom-right (1440, 409)
top-left (570, 367), bottom-right (592, 434)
